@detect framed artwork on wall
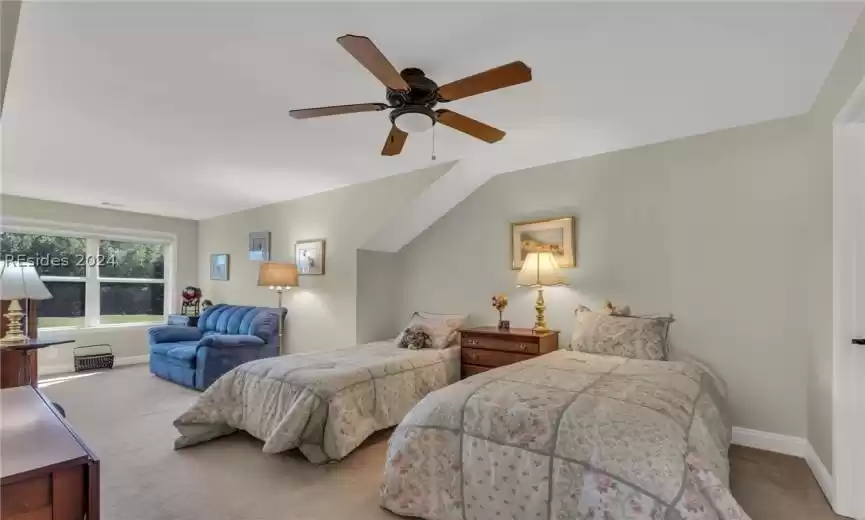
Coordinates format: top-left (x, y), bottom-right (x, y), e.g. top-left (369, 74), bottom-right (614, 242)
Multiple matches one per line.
top-left (210, 253), bottom-right (230, 281)
top-left (295, 239), bottom-right (326, 276)
top-left (510, 216), bottom-right (577, 270)
top-left (249, 232), bottom-right (271, 261)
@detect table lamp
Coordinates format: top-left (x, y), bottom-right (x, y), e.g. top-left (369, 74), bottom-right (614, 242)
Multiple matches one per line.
top-left (257, 262), bottom-right (298, 351)
top-left (516, 252), bottom-right (567, 332)
top-left (0, 262), bottom-right (53, 344)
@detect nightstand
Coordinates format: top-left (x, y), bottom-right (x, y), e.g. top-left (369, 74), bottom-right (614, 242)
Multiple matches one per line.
top-left (459, 327), bottom-right (559, 378)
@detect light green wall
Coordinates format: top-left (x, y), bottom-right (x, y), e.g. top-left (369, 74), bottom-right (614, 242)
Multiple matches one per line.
top-left (356, 249), bottom-right (402, 344)
top-left (396, 115), bottom-right (815, 438)
top-left (197, 164), bottom-right (448, 353)
top-left (804, 12), bottom-right (865, 473)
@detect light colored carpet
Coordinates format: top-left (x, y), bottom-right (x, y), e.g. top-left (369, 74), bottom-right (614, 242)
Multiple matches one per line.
top-left (40, 365), bottom-right (395, 520)
top-left (40, 364), bottom-right (841, 520)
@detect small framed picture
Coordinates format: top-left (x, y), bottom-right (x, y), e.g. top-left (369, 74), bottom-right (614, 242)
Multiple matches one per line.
top-left (511, 216), bottom-right (577, 270)
top-left (295, 239), bottom-right (325, 276)
top-left (249, 232), bottom-right (271, 261)
top-left (210, 254), bottom-right (230, 281)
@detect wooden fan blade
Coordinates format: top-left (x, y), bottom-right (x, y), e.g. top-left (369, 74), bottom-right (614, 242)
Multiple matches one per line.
top-left (436, 109), bottom-right (505, 143)
top-left (337, 34), bottom-right (409, 91)
top-left (289, 103), bottom-right (388, 119)
top-left (381, 126), bottom-right (408, 156)
top-left (437, 61), bottom-right (531, 101)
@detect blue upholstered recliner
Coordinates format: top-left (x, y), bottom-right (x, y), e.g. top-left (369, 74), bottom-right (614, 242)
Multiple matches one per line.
top-left (148, 304), bottom-right (286, 390)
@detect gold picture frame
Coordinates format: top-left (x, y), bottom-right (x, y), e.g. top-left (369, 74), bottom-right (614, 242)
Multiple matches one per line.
top-left (511, 216), bottom-right (577, 270)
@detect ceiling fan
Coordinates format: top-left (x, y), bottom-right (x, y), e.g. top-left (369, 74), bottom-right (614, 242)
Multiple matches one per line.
top-left (289, 35), bottom-right (532, 156)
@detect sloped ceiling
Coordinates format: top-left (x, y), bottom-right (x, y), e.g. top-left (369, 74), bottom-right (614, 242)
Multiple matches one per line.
top-left (2, 2), bottom-right (862, 219)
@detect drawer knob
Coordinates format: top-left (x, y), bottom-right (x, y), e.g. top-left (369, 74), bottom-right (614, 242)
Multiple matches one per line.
top-left (519, 344), bottom-right (527, 351)
top-left (468, 339), bottom-right (480, 346)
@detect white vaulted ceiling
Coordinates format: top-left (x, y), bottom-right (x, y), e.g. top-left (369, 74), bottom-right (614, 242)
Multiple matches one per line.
top-left (2, 2), bottom-right (862, 219)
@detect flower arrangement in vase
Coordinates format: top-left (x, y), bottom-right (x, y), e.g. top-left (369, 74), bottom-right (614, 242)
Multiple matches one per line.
top-left (491, 294), bottom-right (509, 329)
top-left (181, 286), bottom-right (202, 316)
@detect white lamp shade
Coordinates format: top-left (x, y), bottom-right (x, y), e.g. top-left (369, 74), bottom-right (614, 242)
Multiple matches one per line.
top-left (0, 262), bottom-right (53, 300)
top-left (516, 252), bottom-right (567, 287)
top-left (394, 112), bottom-right (434, 133)
top-left (257, 262), bottom-right (299, 288)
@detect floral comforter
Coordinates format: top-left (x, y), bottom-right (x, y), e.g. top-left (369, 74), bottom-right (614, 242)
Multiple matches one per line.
top-left (174, 341), bottom-right (460, 463)
top-left (380, 350), bottom-right (750, 520)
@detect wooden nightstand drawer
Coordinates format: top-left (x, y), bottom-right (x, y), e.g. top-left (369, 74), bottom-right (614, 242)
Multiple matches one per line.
top-left (461, 335), bottom-right (539, 354)
top-left (462, 364), bottom-right (492, 378)
top-left (1, 476), bottom-right (51, 517)
top-left (458, 327), bottom-right (559, 379)
top-left (462, 347), bottom-right (534, 368)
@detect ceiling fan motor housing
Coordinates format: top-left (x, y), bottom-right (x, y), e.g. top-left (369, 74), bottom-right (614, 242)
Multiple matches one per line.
top-left (386, 68), bottom-right (439, 108)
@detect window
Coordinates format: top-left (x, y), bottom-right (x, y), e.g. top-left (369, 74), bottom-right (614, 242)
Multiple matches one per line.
top-left (0, 232), bottom-right (87, 328)
top-left (98, 240), bottom-right (165, 324)
top-left (38, 281), bottom-right (87, 328)
top-left (0, 230), bottom-right (171, 329)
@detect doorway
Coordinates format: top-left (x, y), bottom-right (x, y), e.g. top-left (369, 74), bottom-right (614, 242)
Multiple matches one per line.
top-left (833, 77), bottom-right (865, 520)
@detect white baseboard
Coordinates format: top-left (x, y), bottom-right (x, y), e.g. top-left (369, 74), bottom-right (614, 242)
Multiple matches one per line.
top-left (39, 354), bottom-right (149, 376)
top-left (732, 426), bottom-right (807, 457)
top-left (732, 427), bottom-right (835, 508)
top-left (803, 442), bottom-right (835, 506)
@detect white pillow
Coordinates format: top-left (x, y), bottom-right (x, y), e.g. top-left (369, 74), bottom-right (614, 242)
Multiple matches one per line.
top-left (396, 312), bottom-right (467, 349)
top-left (568, 306), bottom-right (674, 360)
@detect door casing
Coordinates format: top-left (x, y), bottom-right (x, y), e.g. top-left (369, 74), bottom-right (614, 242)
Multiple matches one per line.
top-left (832, 76), bottom-right (865, 519)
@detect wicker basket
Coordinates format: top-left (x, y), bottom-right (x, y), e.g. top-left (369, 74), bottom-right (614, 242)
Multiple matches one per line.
top-left (73, 343), bottom-right (115, 372)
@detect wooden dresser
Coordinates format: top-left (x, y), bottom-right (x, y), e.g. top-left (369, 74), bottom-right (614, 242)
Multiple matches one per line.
top-left (1, 386), bottom-right (99, 520)
top-left (460, 327), bottom-right (559, 378)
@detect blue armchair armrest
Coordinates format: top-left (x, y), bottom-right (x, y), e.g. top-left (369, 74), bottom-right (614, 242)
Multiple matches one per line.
top-left (148, 325), bottom-right (203, 344)
top-left (197, 334), bottom-right (265, 349)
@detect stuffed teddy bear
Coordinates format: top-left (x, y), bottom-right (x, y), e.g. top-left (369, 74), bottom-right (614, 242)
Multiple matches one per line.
top-left (602, 300), bottom-right (631, 316)
top-left (398, 325), bottom-right (432, 350)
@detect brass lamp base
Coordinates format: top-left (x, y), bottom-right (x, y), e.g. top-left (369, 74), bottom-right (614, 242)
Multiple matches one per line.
top-left (271, 287), bottom-right (287, 355)
top-left (532, 287), bottom-right (549, 332)
top-left (1, 299), bottom-right (30, 345)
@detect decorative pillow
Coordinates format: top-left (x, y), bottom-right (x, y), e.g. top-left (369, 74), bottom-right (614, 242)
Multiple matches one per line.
top-left (569, 307), bottom-right (673, 360)
top-left (397, 325), bottom-right (432, 350)
top-left (395, 312), bottom-right (467, 349)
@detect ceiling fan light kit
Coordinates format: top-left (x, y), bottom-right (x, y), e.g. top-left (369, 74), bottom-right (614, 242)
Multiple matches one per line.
top-left (290, 34), bottom-right (532, 155)
top-left (391, 106), bottom-right (434, 134)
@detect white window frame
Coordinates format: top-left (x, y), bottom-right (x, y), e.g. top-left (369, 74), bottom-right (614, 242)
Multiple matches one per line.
top-left (0, 217), bottom-right (177, 330)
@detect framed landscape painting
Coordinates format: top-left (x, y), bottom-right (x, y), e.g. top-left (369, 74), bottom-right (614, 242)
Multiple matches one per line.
top-left (295, 239), bottom-right (326, 276)
top-left (511, 216), bottom-right (576, 270)
top-left (210, 253), bottom-right (230, 281)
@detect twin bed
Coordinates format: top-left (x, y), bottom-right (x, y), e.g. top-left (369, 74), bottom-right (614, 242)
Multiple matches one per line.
top-left (174, 340), bottom-right (460, 462)
top-left (172, 308), bottom-right (750, 520)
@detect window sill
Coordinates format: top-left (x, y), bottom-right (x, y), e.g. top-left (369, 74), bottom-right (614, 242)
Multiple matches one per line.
top-left (39, 322), bottom-right (164, 337)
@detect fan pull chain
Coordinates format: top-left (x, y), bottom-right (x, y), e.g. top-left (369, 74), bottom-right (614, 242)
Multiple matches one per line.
top-left (430, 124), bottom-right (436, 161)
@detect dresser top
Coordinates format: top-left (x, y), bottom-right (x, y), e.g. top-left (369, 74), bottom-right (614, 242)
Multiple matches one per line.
top-left (460, 326), bottom-right (559, 338)
top-left (1, 386), bottom-right (90, 483)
